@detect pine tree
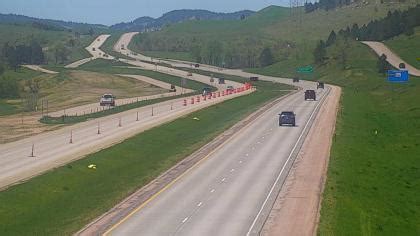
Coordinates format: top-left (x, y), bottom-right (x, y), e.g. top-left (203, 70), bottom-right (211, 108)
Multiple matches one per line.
top-left (326, 30), bottom-right (337, 46)
top-left (259, 47), bottom-right (275, 67)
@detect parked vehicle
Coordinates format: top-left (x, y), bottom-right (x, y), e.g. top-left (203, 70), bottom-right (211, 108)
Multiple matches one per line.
top-left (304, 90), bottom-right (316, 100)
top-left (317, 82), bottom-right (325, 89)
top-left (279, 111), bottom-right (296, 126)
top-left (100, 94), bottom-right (116, 106)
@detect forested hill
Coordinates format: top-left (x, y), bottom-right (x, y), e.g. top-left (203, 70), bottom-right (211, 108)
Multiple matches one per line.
top-left (111, 9), bottom-right (255, 31)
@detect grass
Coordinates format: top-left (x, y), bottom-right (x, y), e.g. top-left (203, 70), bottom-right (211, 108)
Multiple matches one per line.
top-left (78, 59), bottom-right (213, 92)
top-left (385, 26), bottom-right (420, 69)
top-left (37, 70), bottom-right (167, 112)
top-left (254, 39), bottom-right (420, 235)
top-left (0, 99), bottom-right (19, 116)
top-left (140, 50), bottom-right (194, 62)
top-left (0, 77), bottom-right (292, 235)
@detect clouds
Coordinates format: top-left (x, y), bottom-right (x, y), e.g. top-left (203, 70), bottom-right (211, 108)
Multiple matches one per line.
top-left (0, 0), bottom-right (288, 25)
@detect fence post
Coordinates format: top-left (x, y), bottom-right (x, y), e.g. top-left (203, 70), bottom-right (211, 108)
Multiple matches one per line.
top-left (136, 111), bottom-right (139, 121)
top-left (30, 143), bottom-right (35, 157)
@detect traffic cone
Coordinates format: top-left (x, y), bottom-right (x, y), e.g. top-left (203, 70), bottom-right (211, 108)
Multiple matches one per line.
top-left (196, 96), bottom-right (200, 103)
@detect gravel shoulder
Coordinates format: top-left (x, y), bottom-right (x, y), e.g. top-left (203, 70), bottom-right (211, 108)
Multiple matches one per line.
top-left (261, 85), bottom-right (341, 236)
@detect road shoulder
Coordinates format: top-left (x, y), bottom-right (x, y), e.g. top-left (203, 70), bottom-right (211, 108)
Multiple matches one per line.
top-left (262, 85), bottom-right (341, 236)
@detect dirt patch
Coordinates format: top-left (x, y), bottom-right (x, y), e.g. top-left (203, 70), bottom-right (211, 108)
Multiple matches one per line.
top-left (261, 85), bottom-right (341, 236)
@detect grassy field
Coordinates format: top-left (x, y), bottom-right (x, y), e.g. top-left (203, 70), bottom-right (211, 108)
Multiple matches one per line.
top-left (385, 26), bottom-right (420, 69)
top-left (38, 70), bottom-right (166, 112)
top-left (0, 77), bottom-right (292, 235)
top-left (254, 39), bottom-right (420, 234)
top-left (78, 59), bottom-right (212, 92)
top-left (140, 50), bottom-right (194, 62)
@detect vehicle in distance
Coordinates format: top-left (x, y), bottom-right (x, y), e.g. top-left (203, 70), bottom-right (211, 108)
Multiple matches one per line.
top-left (202, 87), bottom-right (211, 96)
top-left (187, 72), bottom-right (193, 76)
top-left (227, 85), bottom-right (235, 92)
top-left (219, 78), bottom-right (225, 84)
top-left (100, 94), bottom-right (116, 106)
top-left (195, 64), bottom-right (200, 68)
top-left (317, 82), bottom-right (325, 89)
top-left (121, 44), bottom-right (125, 50)
top-left (293, 77), bottom-right (300, 83)
top-left (304, 90), bottom-right (316, 100)
top-left (250, 76), bottom-right (259, 81)
top-left (170, 84), bottom-right (176, 92)
top-left (279, 111), bottom-right (296, 126)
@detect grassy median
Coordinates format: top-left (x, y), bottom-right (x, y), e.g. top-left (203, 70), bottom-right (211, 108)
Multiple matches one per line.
top-left (0, 78), bottom-right (293, 235)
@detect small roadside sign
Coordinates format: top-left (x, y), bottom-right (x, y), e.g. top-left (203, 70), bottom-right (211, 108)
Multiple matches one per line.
top-left (297, 65), bottom-right (314, 73)
top-left (387, 70), bottom-right (409, 83)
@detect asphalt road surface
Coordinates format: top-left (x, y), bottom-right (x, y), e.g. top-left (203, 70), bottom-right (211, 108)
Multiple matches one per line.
top-left (106, 83), bottom-right (328, 236)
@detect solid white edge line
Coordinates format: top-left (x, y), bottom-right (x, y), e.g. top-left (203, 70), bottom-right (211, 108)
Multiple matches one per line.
top-left (246, 87), bottom-right (331, 236)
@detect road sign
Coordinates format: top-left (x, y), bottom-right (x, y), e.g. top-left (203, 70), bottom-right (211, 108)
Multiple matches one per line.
top-left (297, 65), bottom-right (313, 73)
top-left (387, 70), bottom-right (409, 83)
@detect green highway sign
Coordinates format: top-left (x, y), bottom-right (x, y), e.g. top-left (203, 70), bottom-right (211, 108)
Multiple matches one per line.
top-left (297, 66), bottom-right (314, 73)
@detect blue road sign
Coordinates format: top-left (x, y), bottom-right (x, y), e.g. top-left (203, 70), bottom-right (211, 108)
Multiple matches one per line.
top-left (387, 70), bottom-right (409, 83)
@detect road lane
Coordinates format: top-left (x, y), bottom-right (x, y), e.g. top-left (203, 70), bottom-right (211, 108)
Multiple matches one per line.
top-left (106, 85), bottom-right (329, 236)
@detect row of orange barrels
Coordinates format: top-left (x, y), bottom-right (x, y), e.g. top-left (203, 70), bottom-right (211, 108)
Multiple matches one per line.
top-left (183, 83), bottom-right (252, 106)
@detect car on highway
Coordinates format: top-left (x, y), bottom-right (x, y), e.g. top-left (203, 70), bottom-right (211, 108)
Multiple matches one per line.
top-left (279, 111), bottom-right (296, 126)
top-left (202, 87), bottom-right (211, 96)
top-left (219, 78), bottom-right (225, 84)
top-left (100, 94), bottom-right (116, 106)
top-left (170, 84), bottom-right (176, 92)
top-left (187, 72), bottom-right (193, 76)
top-left (293, 77), bottom-right (300, 83)
top-left (250, 76), bottom-right (259, 81)
top-left (304, 90), bottom-right (316, 100)
top-left (227, 85), bottom-right (235, 92)
top-left (317, 82), bottom-right (325, 89)
top-left (195, 64), bottom-right (200, 68)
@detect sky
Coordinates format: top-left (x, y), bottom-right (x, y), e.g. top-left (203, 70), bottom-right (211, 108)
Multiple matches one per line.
top-left (0, 0), bottom-right (291, 26)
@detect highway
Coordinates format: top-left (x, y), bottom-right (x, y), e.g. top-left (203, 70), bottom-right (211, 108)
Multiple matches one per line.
top-left (81, 32), bottom-right (332, 236)
top-left (0, 35), bottom-right (249, 189)
top-left (105, 81), bottom-right (329, 236)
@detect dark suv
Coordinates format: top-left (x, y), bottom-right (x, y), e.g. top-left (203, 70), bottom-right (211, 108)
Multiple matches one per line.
top-left (304, 90), bottom-right (316, 101)
top-left (317, 82), bottom-right (325, 89)
top-left (293, 77), bottom-right (300, 83)
top-left (279, 111), bottom-right (296, 126)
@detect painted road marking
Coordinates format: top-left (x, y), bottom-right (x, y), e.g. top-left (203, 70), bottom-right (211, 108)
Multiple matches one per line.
top-left (182, 217), bottom-right (189, 223)
top-left (210, 189), bottom-right (215, 193)
top-left (246, 86), bottom-right (331, 236)
top-left (221, 178), bottom-right (226, 182)
top-left (239, 160), bottom-right (243, 164)
top-left (230, 169), bottom-right (235, 173)
top-left (197, 202), bottom-right (203, 207)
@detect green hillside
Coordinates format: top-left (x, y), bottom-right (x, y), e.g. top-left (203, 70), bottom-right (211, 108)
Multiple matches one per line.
top-left (0, 23), bottom-right (95, 65)
top-left (130, 1), bottom-right (417, 69)
top-left (385, 26), bottom-right (420, 69)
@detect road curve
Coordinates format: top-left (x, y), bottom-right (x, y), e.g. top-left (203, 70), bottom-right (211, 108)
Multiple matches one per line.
top-left (65, 35), bottom-right (114, 69)
top-left (362, 41), bottom-right (420, 76)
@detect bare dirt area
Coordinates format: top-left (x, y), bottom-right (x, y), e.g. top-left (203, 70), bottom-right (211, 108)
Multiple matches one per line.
top-left (0, 113), bottom-right (61, 144)
top-left (261, 85), bottom-right (341, 236)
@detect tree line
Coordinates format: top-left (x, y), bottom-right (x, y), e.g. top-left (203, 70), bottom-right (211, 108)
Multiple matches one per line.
top-left (1, 41), bottom-right (45, 71)
top-left (304, 0), bottom-right (354, 13)
top-left (313, 5), bottom-right (420, 72)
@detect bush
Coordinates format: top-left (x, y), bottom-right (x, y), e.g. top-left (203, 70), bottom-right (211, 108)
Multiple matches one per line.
top-left (0, 76), bottom-right (20, 99)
